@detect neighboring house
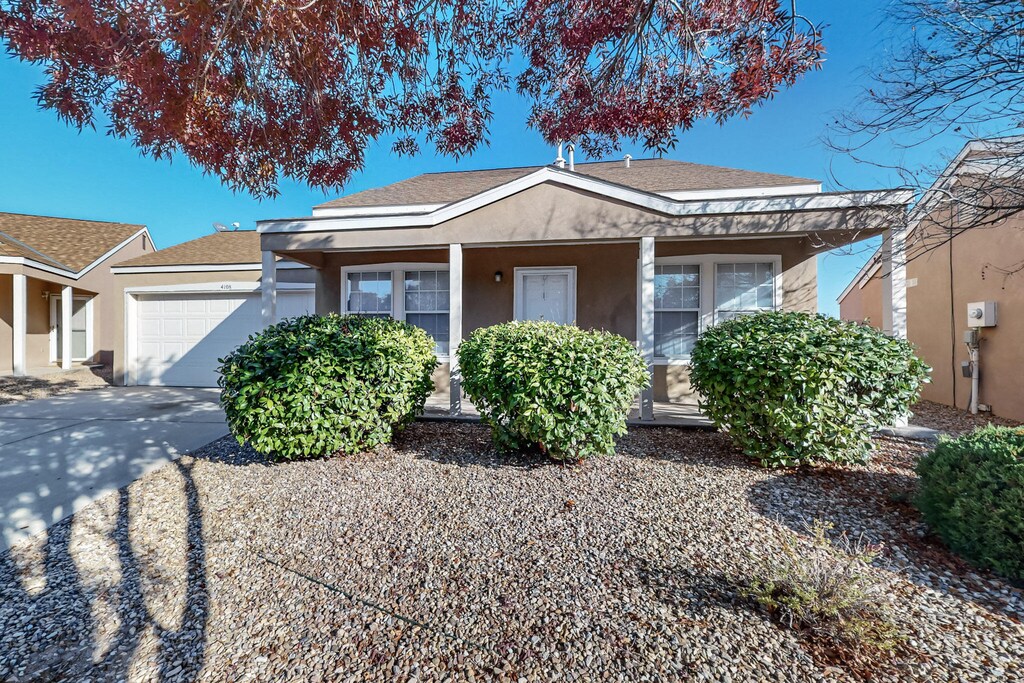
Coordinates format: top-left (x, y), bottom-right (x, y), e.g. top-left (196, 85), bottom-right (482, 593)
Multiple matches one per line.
top-left (839, 139), bottom-right (1024, 422)
top-left (0, 212), bottom-right (153, 375)
top-left (111, 230), bottom-right (314, 387)
top-left (257, 157), bottom-right (912, 419)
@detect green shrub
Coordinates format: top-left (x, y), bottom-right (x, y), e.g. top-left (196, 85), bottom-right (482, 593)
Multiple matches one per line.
top-left (218, 314), bottom-right (437, 460)
top-left (742, 521), bottom-right (904, 668)
top-left (457, 321), bottom-right (649, 461)
top-left (688, 311), bottom-right (929, 468)
top-left (915, 426), bottom-right (1024, 580)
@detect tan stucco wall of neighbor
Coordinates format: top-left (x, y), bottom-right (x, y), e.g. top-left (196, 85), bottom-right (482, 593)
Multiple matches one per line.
top-left (905, 218), bottom-right (1024, 422)
top-left (838, 273), bottom-right (884, 328)
top-left (307, 235), bottom-right (818, 405)
top-left (840, 218), bottom-right (1024, 422)
top-left (112, 267), bottom-right (315, 385)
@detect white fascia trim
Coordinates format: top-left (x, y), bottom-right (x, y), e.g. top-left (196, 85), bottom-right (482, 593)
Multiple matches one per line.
top-left (0, 227), bottom-right (153, 281)
top-left (111, 261), bottom-right (310, 274)
top-left (258, 168), bottom-right (913, 234)
top-left (124, 281), bottom-right (314, 295)
top-left (311, 203), bottom-right (447, 218)
top-left (0, 256), bottom-right (77, 279)
top-left (658, 183), bottom-right (822, 200)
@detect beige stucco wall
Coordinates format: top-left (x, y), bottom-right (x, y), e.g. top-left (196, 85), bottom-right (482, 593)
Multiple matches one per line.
top-left (838, 273), bottom-right (884, 328)
top-left (906, 218), bottom-right (1024, 421)
top-left (111, 266), bottom-right (315, 385)
top-left (838, 217), bottom-right (1024, 422)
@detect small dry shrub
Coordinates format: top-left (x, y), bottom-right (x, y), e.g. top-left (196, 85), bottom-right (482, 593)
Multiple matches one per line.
top-left (741, 521), bottom-right (905, 670)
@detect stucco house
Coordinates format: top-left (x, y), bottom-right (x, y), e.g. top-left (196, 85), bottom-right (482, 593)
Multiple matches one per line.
top-left (839, 139), bottom-right (1024, 422)
top-left (0, 212), bottom-right (153, 375)
top-left (256, 157), bottom-right (912, 419)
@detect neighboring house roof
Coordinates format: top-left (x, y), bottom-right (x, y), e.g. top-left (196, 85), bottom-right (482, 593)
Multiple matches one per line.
top-left (0, 212), bottom-right (148, 276)
top-left (315, 158), bottom-right (820, 210)
top-left (115, 230), bottom-right (262, 268)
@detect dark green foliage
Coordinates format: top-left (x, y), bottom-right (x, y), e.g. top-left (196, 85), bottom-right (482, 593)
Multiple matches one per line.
top-left (688, 311), bottom-right (930, 467)
top-left (218, 314), bottom-right (437, 460)
top-left (457, 321), bottom-right (649, 461)
top-left (915, 426), bottom-right (1024, 580)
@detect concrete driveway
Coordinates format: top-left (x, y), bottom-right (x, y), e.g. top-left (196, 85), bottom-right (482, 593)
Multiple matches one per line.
top-left (0, 386), bottom-right (228, 551)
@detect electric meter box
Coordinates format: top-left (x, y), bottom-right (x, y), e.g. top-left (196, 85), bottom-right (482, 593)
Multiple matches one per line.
top-left (966, 301), bottom-right (997, 327)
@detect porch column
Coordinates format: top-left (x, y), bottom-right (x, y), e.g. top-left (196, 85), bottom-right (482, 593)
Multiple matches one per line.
top-left (261, 250), bottom-right (277, 326)
top-left (449, 243), bottom-right (463, 415)
top-left (12, 274), bottom-right (26, 376)
top-left (881, 224), bottom-right (907, 339)
top-left (639, 236), bottom-right (655, 421)
top-left (61, 285), bottom-right (73, 370)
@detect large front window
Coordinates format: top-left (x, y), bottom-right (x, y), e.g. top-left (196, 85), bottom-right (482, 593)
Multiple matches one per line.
top-left (652, 257), bottom-right (778, 360)
top-left (344, 266), bottom-right (450, 355)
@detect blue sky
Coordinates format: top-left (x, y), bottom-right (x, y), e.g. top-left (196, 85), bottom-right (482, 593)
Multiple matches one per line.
top-left (0, 1), bottom-right (957, 315)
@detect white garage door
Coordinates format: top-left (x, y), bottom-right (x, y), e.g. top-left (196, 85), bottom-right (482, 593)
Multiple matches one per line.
top-left (133, 289), bottom-right (314, 387)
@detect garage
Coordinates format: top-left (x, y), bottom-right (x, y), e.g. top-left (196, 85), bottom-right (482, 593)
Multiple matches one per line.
top-left (129, 288), bottom-right (314, 387)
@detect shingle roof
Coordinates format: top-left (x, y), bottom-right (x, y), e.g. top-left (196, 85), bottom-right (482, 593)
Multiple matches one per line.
top-left (316, 158), bottom-right (818, 210)
top-left (115, 230), bottom-right (261, 268)
top-left (0, 212), bottom-right (145, 272)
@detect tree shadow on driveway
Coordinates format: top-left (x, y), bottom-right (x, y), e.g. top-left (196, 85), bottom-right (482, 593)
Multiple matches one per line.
top-left (0, 460), bottom-right (209, 682)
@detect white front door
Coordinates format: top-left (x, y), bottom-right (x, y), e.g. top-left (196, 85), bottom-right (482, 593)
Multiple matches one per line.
top-left (51, 295), bottom-right (92, 362)
top-left (514, 267), bottom-right (576, 325)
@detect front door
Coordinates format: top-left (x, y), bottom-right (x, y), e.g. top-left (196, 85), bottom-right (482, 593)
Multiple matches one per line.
top-left (53, 296), bottom-right (90, 362)
top-left (514, 267), bottom-right (576, 325)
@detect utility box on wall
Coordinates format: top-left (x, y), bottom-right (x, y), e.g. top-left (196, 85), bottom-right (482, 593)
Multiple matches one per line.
top-left (967, 301), bottom-right (998, 328)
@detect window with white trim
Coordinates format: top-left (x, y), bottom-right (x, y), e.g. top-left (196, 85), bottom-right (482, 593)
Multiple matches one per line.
top-left (344, 266), bottom-right (450, 355)
top-left (650, 255), bottom-right (779, 360)
top-left (714, 262), bottom-right (775, 322)
top-left (654, 264), bottom-right (700, 358)
top-left (404, 270), bottom-right (450, 354)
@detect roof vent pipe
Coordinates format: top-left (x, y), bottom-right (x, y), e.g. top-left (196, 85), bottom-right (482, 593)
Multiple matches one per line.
top-left (624, 154), bottom-right (632, 168)
top-left (554, 143), bottom-right (566, 168)
top-left (567, 143), bottom-right (575, 171)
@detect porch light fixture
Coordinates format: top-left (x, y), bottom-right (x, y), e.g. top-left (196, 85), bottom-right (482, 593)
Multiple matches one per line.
top-left (494, 271), bottom-right (503, 283)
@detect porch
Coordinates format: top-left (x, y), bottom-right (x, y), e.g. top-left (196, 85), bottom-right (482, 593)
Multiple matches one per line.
top-left (257, 233), bottom-right (907, 422)
top-left (0, 270), bottom-right (97, 377)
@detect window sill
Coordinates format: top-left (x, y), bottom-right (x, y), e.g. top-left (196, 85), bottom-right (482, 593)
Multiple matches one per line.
top-left (654, 357), bottom-right (692, 366)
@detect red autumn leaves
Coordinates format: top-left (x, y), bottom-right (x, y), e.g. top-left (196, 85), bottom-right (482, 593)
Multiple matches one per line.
top-left (0, 0), bottom-right (822, 197)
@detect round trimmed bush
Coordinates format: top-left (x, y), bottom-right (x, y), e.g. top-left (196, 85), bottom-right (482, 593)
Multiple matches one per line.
top-left (457, 321), bottom-right (649, 461)
top-left (688, 311), bottom-right (929, 468)
top-left (915, 426), bottom-right (1024, 580)
top-left (218, 314), bottom-right (437, 459)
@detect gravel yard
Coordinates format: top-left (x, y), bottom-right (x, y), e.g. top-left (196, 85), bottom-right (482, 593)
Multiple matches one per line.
top-left (1, 423), bottom-right (1021, 682)
top-left (0, 367), bottom-right (111, 405)
top-left (910, 400), bottom-right (1020, 435)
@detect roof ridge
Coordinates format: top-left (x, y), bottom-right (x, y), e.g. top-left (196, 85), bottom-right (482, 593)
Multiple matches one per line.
top-left (417, 158), bottom-right (673, 176)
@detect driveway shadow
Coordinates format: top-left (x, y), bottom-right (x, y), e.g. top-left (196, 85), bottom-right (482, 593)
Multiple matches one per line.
top-left (0, 460), bottom-right (209, 682)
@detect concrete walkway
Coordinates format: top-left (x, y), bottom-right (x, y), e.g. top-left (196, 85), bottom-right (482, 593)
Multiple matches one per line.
top-left (0, 387), bottom-right (227, 551)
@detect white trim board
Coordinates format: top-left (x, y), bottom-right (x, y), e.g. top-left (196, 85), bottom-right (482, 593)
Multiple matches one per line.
top-left (111, 260), bottom-right (310, 274)
top-left (123, 281), bottom-right (314, 295)
top-left (258, 167), bottom-right (912, 234)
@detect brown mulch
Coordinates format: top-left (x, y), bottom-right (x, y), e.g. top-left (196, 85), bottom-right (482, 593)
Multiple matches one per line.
top-left (909, 400), bottom-right (1020, 435)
